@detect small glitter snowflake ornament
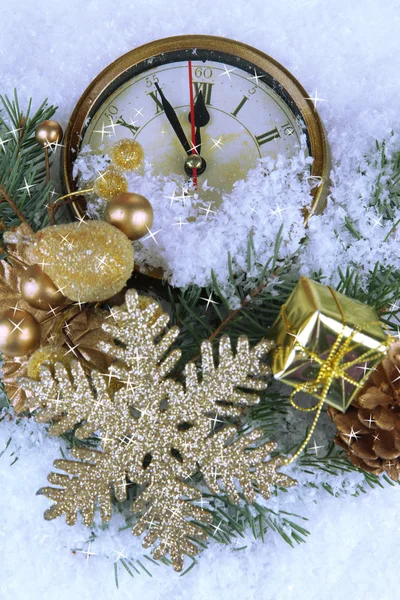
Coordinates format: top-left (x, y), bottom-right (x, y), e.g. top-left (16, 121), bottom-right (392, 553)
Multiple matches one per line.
top-left (21, 290), bottom-right (295, 571)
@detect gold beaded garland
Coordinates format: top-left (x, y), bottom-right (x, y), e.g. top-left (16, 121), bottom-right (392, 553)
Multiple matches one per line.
top-left (20, 264), bottom-right (66, 311)
top-left (0, 308), bottom-right (41, 357)
top-left (104, 192), bottom-right (153, 240)
top-left (35, 120), bottom-right (63, 147)
top-left (111, 138), bottom-right (144, 172)
top-left (93, 167), bottom-right (128, 201)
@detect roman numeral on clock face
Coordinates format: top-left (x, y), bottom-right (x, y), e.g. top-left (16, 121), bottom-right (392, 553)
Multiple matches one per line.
top-left (193, 82), bottom-right (214, 105)
top-left (255, 127), bottom-right (281, 146)
top-left (231, 95), bottom-right (249, 117)
top-left (147, 90), bottom-right (164, 114)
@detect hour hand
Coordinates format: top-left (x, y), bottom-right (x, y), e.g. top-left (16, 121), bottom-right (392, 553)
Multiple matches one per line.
top-left (188, 90), bottom-right (210, 128)
top-left (154, 82), bottom-right (191, 155)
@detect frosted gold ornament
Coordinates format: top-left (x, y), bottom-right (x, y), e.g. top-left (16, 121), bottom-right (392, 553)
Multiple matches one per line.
top-left (27, 345), bottom-right (71, 380)
top-left (104, 192), bottom-right (153, 240)
top-left (93, 168), bottom-right (128, 201)
top-left (0, 308), bottom-right (41, 357)
top-left (31, 221), bottom-right (134, 303)
top-left (35, 120), bottom-right (63, 147)
top-left (20, 264), bottom-right (66, 310)
top-left (111, 138), bottom-right (144, 172)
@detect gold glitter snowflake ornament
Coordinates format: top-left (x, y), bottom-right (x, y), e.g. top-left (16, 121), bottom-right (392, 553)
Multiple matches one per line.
top-left (21, 290), bottom-right (295, 571)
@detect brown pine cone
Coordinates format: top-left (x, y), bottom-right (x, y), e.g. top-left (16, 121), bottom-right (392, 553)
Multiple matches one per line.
top-left (328, 343), bottom-right (400, 480)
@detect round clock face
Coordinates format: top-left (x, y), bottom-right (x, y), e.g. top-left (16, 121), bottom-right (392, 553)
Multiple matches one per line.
top-left (64, 36), bottom-right (327, 215)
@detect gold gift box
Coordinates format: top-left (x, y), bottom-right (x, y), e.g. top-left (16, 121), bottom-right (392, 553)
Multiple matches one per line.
top-left (270, 277), bottom-right (388, 412)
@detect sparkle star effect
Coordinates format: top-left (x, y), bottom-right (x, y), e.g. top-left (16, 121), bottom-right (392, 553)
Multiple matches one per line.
top-left (18, 177), bottom-right (35, 197)
top-left (75, 543), bottom-right (99, 561)
top-left (113, 547), bottom-right (128, 562)
top-left (164, 190), bottom-right (177, 206)
top-left (210, 136), bottom-right (224, 150)
top-left (343, 425), bottom-right (363, 443)
top-left (270, 203), bottom-right (287, 220)
top-left (93, 122), bottom-right (113, 142)
top-left (249, 68), bottom-right (262, 85)
top-left (8, 317), bottom-right (25, 333)
top-left (356, 362), bottom-right (376, 377)
top-left (305, 90), bottom-right (326, 109)
top-left (361, 413), bottom-right (376, 427)
top-left (7, 126), bottom-right (22, 139)
top-left (199, 202), bottom-right (215, 219)
top-left (174, 218), bottom-right (189, 231)
top-left (391, 365), bottom-right (400, 384)
top-left (371, 215), bottom-right (383, 229)
top-left (143, 226), bottom-right (162, 245)
top-left (8, 303), bottom-right (22, 316)
top-left (309, 439), bottom-right (325, 456)
top-left (63, 341), bottom-right (80, 357)
top-left (219, 65), bottom-right (236, 80)
top-left (200, 291), bottom-right (219, 310)
top-left (96, 255), bottom-right (109, 270)
top-left (133, 107), bottom-right (144, 117)
top-left (0, 136), bottom-right (10, 151)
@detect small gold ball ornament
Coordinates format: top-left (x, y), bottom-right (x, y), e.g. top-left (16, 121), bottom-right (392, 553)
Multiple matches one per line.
top-left (0, 308), bottom-right (41, 357)
top-left (20, 264), bottom-right (66, 310)
top-left (93, 167), bottom-right (128, 201)
top-left (104, 192), bottom-right (153, 241)
top-left (35, 120), bottom-right (63, 147)
top-left (111, 138), bottom-right (144, 172)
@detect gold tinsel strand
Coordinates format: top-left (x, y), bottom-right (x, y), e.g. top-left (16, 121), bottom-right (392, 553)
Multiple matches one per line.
top-left (21, 289), bottom-right (295, 572)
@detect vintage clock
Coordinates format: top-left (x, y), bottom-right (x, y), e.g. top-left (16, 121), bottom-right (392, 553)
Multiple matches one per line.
top-left (62, 34), bottom-right (328, 221)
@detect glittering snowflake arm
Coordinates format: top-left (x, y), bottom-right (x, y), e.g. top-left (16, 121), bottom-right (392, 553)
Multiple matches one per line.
top-left (184, 335), bottom-right (274, 420)
top-left (39, 446), bottom-right (132, 526)
top-left (99, 290), bottom-right (182, 385)
top-left (198, 428), bottom-right (296, 504)
top-left (20, 361), bottom-right (130, 439)
top-left (132, 476), bottom-right (212, 572)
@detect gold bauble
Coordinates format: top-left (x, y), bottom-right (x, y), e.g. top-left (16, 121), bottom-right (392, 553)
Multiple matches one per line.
top-left (27, 345), bottom-right (71, 380)
top-left (111, 139), bottom-right (144, 172)
top-left (35, 120), bottom-right (63, 147)
top-left (20, 264), bottom-right (66, 310)
top-left (104, 193), bottom-right (153, 241)
top-left (31, 220), bottom-right (134, 303)
top-left (0, 308), bottom-right (41, 357)
top-left (93, 168), bottom-right (128, 201)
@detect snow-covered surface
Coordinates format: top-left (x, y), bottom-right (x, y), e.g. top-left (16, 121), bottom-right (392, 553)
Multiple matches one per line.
top-left (1, 0), bottom-right (400, 598)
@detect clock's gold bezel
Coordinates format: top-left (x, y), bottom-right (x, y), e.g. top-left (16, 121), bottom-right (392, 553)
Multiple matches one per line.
top-left (62, 34), bottom-right (328, 222)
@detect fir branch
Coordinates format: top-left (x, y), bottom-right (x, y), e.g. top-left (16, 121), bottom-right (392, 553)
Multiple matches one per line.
top-left (335, 262), bottom-right (400, 327)
top-left (166, 229), bottom-right (300, 367)
top-left (0, 91), bottom-right (58, 231)
top-left (195, 492), bottom-right (310, 548)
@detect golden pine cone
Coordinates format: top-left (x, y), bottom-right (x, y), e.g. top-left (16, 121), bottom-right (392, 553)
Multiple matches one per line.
top-left (328, 344), bottom-right (400, 480)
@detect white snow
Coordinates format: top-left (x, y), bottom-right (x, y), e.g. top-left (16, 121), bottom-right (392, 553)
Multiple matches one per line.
top-left (1, 0), bottom-right (400, 598)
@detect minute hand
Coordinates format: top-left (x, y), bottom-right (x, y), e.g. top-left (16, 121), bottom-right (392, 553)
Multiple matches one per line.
top-left (155, 82), bottom-right (191, 155)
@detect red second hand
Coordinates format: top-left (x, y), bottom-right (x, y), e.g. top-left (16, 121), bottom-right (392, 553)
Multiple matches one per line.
top-left (188, 60), bottom-right (198, 189)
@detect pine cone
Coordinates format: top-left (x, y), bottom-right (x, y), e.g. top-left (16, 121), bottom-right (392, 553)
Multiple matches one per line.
top-left (328, 344), bottom-right (400, 480)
